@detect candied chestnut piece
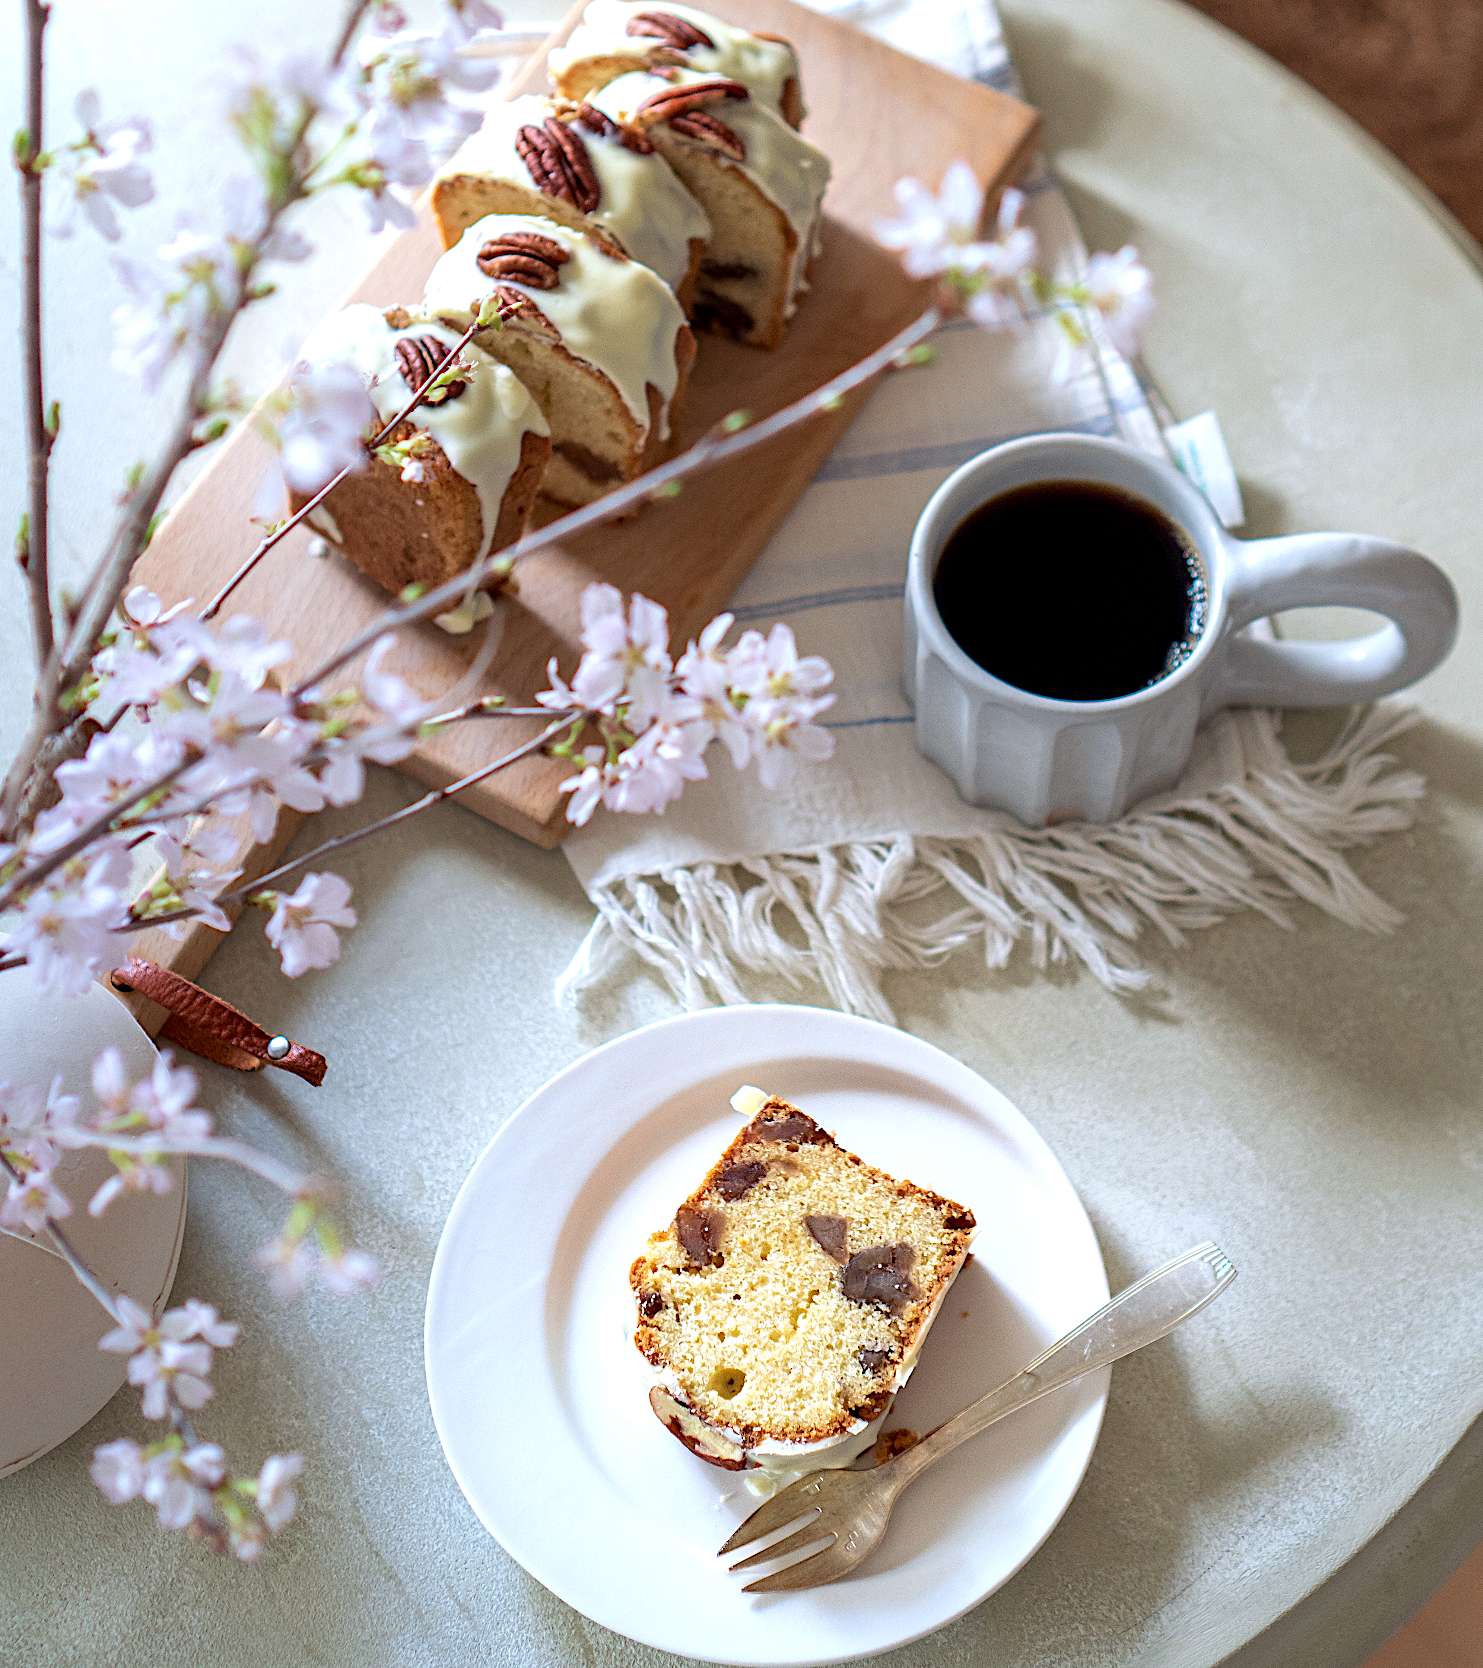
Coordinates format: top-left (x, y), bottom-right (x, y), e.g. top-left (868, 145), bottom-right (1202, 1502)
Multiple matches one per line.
top-left (805, 1213), bottom-right (849, 1264)
top-left (842, 1243), bottom-right (918, 1314)
top-left (676, 1203), bottom-right (726, 1267)
top-left (716, 1160), bottom-right (766, 1200)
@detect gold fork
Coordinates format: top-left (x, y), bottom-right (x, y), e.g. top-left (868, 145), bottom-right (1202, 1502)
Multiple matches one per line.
top-left (718, 1240), bottom-right (1237, 1592)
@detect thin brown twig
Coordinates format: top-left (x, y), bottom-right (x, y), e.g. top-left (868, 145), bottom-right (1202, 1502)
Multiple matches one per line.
top-left (0, 753), bottom-right (197, 913)
top-left (199, 319), bottom-right (483, 619)
top-left (135, 714), bottom-right (580, 933)
top-left (0, 0), bottom-right (375, 841)
top-left (19, 0), bottom-right (54, 671)
top-left (290, 305), bottom-right (943, 699)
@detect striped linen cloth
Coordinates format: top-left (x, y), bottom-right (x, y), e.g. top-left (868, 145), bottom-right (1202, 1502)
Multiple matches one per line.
top-left (556, 0), bottom-right (1424, 1020)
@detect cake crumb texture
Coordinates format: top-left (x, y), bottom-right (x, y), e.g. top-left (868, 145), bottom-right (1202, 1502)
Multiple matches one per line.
top-left (631, 1097), bottom-right (975, 1453)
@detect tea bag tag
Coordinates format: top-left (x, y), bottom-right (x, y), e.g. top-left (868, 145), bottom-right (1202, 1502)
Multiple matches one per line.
top-left (1164, 410), bottom-right (1245, 530)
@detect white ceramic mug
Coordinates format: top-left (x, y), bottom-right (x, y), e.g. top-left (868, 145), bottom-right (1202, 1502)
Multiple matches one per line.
top-left (904, 433), bottom-right (1459, 826)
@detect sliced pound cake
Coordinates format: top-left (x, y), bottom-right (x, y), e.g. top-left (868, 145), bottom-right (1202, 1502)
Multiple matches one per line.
top-left (590, 69), bottom-right (830, 349)
top-left (430, 95), bottom-right (712, 308)
top-left (549, 1), bottom-right (806, 129)
top-left (423, 212), bottom-right (695, 506)
top-left (287, 304), bottom-right (550, 618)
top-left (631, 1088), bottom-right (975, 1476)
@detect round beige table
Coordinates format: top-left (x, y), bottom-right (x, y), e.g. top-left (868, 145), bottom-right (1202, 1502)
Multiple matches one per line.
top-left (2, 1), bottom-right (1481, 1664)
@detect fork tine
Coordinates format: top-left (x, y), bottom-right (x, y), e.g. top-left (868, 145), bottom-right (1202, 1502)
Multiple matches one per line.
top-left (741, 1542), bottom-right (850, 1594)
top-left (727, 1520), bottom-right (834, 1573)
top-left (717, 1480), bottom-right (827, 1555)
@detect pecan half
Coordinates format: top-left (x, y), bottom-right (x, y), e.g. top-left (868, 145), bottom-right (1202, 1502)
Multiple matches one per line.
top-left (669, 108), bottom-right (745, 160)
top-left (514, 119), bottom-right (600, 214)
top-left (475, 230), bottom-right (570, 290)
top-left (635, 79), bottom-right (748, 126)
top-left (575, 102), bottom-right (656, 155)
top-left (626, 10), bottom-right (715, 50)
top-left (393, 334), bottom-right (466, 404)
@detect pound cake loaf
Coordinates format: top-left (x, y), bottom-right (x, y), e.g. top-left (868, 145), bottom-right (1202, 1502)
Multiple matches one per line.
top-left (631, 1088), bottom-right (975, 1482)
top-left (431, 94), bottom-right (712, 308)
top-left (288, 304), bottom-right (550, 617)
top-left (549, 2), bottom-right (805, 128)
top-left (591, 68), bottom-right (829, 348)
top-left (423, 212), bottom-right (695, 506)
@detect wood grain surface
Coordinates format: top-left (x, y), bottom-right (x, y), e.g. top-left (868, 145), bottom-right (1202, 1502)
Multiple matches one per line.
top-left (1185, 0), bottom-right (1483, 246)
top-left (132, 0), bottom-right (1039, 858)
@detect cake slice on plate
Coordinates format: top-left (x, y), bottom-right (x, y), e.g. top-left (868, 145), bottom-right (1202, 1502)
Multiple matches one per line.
top-left (431, 94), bottom-right (712, 308)
top-left (630, 1088), bottom-right (975, 1485)
top-left (549, 1), bottom-right (806, 128)
top-left (423, 212), bottom-right (695, 506)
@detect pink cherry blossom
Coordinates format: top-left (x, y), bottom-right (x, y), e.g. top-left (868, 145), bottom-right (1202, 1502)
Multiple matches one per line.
top-left (142, 1442), bottom-right (225, 1530)
top-left (0, 1162), bottom-right (73, 1233)
top-left (255, 1452), bottom-right (304, 1531)
top-left (91, 1438), bottom-right (148, 1504)
top-left (47, 90), bottom-right (154, 242)
top-left (264, 872), bottom-right (358, 976)
top-left (1084, 244), bottom-right (1155, 358)
top-left (256, 1231), bottom-right (316, 1299)
top-left (8, 847), bottom-right (131, 997)
top-left (278, 359), bottom-right (376, 494)
top-left (317, 1246), bottom-right (380, 1295)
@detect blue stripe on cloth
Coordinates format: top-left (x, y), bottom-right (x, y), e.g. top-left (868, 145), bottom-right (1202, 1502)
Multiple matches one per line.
top-left (972, 63), bottom-right (1018, 93)
top-left (824, 715), bottom-right (916, 729)
top-left (730, 583), bottom-right (904, 623)
top-left (814, 415), bottom-right (1116, 483)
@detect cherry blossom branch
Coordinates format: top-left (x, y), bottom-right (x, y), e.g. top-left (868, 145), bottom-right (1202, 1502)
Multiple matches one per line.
top-left (200, 319), bottom-right (483, 619)
top-left (18, 0), bottom-right (55, 670)
top-left (0, 752), bottom-right (196, 912)
top-left (0, 0), bottom-right (373, 842)
top-left (133, 713), bottom-right (580, 935)
top-left (58, 1131), bottom-right (309, 1195)
top-left (290, 304), bottom-right (944, 698)
top-left (221, 713), bottom-right (578, 898)
top-left (0, 1149), bottom-right (123, 1321)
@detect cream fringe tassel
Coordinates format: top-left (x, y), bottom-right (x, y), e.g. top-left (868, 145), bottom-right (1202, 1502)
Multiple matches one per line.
top-left (557, 707), bottom-right (1426, 1024)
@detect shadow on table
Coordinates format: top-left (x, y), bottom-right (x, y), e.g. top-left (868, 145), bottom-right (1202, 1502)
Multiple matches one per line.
top-left (915, 1211), bottom-right (1343, 1659)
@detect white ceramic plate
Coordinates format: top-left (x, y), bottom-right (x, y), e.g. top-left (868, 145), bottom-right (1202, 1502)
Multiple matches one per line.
top-left (424, 1005), bottom-right (1109, 1665)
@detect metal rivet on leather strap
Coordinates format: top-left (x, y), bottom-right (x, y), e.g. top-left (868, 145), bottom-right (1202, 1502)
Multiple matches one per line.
top-left (266, 1036), bottom-right (291, 1061)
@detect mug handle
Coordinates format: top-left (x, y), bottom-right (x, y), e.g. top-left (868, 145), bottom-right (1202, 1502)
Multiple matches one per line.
top-left (1209, 532), bottom-right (1459, 709)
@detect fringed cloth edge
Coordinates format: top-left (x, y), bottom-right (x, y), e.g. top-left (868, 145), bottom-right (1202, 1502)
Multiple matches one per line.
top-left (557, 707), bottom-right (1426, 1024)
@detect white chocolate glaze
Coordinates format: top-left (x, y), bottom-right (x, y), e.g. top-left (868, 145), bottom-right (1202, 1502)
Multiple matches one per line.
top-left (549, 0), bottom-right (802, 120)
top-left (423, 212), bottom-right (687, 431)
top-left (438, 95), bottom-right (711, 293)
top-left (296, 303), bottom-right (547, 557)
top-left (729, 1084), bottom-right (768, 1117)
top-left (591, 69), bottom-right (829, 309)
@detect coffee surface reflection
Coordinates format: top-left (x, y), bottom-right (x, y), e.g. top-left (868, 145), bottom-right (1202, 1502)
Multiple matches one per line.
top-left (931, 480), bottom-right (1207, 701)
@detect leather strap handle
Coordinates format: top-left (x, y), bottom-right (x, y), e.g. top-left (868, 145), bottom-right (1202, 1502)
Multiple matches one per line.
top-left (108, 958), bottom-right (327, 1087)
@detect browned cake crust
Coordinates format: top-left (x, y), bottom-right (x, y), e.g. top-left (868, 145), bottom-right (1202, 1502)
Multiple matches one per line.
top-left (465, 304), bottom-right (695, 508)
top-left (291, 425), bottom-right (550, 597)
top-left (631, 89), bottom-right (802, 350)
top-left (630, 1098), bottom-right (976, 1457)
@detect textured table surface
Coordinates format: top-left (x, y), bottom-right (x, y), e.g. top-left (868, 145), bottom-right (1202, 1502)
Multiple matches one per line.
top-left (2, 1), bottom-right (1482, 1666)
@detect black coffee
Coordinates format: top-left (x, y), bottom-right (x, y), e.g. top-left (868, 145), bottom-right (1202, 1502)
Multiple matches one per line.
top-left (932, 480), bottom-right (1207, 701)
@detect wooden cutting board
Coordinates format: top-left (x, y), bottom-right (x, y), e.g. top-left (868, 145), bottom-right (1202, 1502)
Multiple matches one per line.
top-left (123, 0), bottom-right (1037, 1008)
